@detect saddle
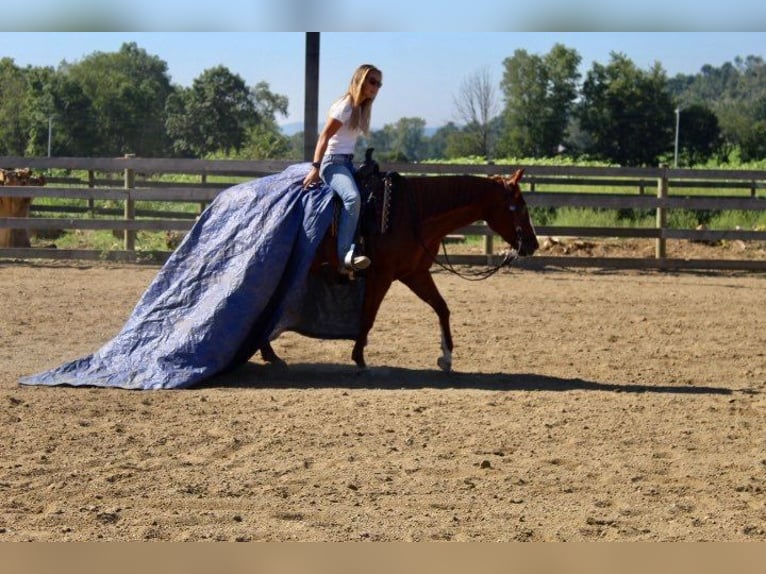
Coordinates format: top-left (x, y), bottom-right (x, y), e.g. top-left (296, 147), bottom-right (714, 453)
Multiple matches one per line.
top-left (314, 149), bottom-right (402, 282)
top-left (326, 148), bottom-right (397, 251)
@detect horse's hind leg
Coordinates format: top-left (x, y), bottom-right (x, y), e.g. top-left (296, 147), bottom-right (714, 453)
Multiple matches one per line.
top-left (400, 271), bottom-right (453, 372)
top-left (260, 342), bottom-right (286, 368)
top-left (353, 273), bottom-right (394, 370)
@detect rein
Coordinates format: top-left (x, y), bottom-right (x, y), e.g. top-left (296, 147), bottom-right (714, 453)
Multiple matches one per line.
top-left (435, 240), bottom-right (518, 281)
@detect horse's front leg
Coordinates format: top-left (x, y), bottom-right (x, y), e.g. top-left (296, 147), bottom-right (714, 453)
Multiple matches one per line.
top-left (399, 271), bottom-right (453, 372)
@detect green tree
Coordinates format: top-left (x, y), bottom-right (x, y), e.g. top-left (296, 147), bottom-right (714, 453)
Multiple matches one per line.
top-left (286, 131), bottom-right (305, 161)
top-left (166, 66), bottom-right (254, 156)
top-left (498, 43), bottom-right (581, 158)
top-left (740, 121), bottom-right (766, 161)
top-left (244, 81), bottom-right (291, 159)
top-left (251, 81), bottom-right (289, 129)
top-left (443, 121), bottom-right (505, 159)
top-left (64, 42), bottom-right (174, 156)
top-left (577, 53), bottom-right (674, 166)
top-left (668, 55), bottom-right (766, 155)
top-left (425, 122), bottom-right (461, 159)
top-left (239, 124), bottom-right (292, 159)
top-left (676, 104), bottom-right (723, 165)
top-left (0, 58), bottom-right (28, 155)
top-left (24, 65), bottom-right (98, 157)
top-left (367, 117), bottom-right (427, 162)
top-left (166, 71), bottom-right (289, 159)
top-left (365, 127), bottom-right (392, 160)
top-left (738, 92), bottom-right (766, 161)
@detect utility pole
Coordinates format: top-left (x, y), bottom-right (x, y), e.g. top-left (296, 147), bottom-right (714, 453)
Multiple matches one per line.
top-left (673, 107), bottom-right (680, 168)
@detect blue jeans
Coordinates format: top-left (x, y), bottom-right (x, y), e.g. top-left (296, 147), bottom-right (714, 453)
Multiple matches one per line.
top-left (320, 154), bottom-right (361, 260)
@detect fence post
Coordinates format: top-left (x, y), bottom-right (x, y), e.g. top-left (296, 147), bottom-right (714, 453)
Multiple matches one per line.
top-left (483, 224), bottom-right (494, 264)
top-left (87, 170), bottom-right (95, 217)
top-left (123, 154), bottom-right (135, 251)
top-left (656, 165), bottom-right (668, 259)
top-left (200, 173), bottom-right (208, 214)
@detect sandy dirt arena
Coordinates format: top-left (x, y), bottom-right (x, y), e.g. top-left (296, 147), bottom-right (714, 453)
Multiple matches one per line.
top-left (1, 255), bottom-right (765, 541)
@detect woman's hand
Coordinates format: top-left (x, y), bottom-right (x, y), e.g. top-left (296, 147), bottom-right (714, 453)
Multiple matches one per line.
top-left (302, 166), bottom-right (320, 189)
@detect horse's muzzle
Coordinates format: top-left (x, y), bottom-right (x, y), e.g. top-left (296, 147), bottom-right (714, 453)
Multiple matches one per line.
top-left (516, 233), bottom-right (539, 257)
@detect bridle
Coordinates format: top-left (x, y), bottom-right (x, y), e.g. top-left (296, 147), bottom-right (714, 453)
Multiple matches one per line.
top-left (407, 177), bottom-right (527, 282)
top-left (507, 190), bottom-right (533, 257)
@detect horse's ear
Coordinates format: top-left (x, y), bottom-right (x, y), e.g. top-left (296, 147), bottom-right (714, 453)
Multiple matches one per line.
top-left (509, 169), bottom-right (525, 186)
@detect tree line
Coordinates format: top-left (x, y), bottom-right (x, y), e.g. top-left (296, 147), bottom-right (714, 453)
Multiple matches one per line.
top-left (420, 46), bottom-right (766, 167)
top-left (1, 42), bottom-right (765, 167)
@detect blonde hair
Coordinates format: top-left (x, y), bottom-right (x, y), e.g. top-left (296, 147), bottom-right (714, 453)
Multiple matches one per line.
top-left (337, 64), bottom-right (382, 135)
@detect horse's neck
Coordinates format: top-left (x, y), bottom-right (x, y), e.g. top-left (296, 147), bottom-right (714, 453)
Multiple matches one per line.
top-left (412, 177), bottom-right (493, 240)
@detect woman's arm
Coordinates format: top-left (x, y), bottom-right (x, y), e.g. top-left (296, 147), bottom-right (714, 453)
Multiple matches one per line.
top-left (302, 118), bottom-right (343, 188)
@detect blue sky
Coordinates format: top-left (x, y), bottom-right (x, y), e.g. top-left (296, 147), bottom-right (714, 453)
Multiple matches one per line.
top-left (2, 1), bottom-right (766, 32)
top-left (1, 32), bottom-right (765, 129)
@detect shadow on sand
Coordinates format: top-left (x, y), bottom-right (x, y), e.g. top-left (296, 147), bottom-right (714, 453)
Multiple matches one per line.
top-left (205, 362), bottom-right (737, 395)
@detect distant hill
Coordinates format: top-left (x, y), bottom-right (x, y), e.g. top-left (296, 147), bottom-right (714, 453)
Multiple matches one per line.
top-left (279, 122), bottom-right (441, 137)
top-left (279, 122), bottom-right (305, 136)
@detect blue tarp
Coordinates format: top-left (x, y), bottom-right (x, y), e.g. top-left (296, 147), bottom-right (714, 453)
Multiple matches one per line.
top-left (20, 163), bottom-right (336, 390)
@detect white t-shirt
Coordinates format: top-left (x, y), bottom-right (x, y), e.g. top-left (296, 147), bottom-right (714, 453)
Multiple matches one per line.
top-left (325, 96), bottom-right (361, 155)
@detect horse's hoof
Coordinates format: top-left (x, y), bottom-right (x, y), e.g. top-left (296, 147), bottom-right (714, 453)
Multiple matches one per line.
top-left (352, 352), bottom-right (366, 370)
top-left (268, 359), bottom-right (288, 371)
top-left (437, 357), bottom-right (452, 372)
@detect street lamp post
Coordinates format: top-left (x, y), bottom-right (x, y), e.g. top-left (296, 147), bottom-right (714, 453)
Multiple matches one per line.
top-left (47, 116), bottom-right (53, 158)
top-left (673, 107), bottom-right (680, 168)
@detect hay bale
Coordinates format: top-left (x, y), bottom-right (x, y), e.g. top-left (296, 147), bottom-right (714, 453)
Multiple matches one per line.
top-left (0, 196), bottom-right (32, 247)
top-left (0, 168), bottom-right (46, 247)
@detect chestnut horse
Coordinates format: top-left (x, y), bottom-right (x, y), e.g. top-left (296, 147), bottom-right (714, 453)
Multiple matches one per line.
top-left (260, 166), bottom-right (538, 372)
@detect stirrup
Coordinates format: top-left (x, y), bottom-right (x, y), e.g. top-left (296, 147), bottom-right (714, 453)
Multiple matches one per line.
top-left (343, 247), bottom-right (371, 271)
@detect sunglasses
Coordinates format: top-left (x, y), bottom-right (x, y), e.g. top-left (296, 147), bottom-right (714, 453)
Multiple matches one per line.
top-left (367, 77), bottom-right (383, 88)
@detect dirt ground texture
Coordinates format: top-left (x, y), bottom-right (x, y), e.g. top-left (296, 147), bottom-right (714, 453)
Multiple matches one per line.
top-left (1, 244), bottom-right (765, 541)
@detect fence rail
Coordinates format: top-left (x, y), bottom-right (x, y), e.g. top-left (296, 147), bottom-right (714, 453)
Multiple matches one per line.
top-left (1, 156), bottom-right (765, 271)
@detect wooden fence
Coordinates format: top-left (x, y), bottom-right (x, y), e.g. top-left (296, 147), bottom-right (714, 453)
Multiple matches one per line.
top-left (1, 155), bottom-right (765, 272)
